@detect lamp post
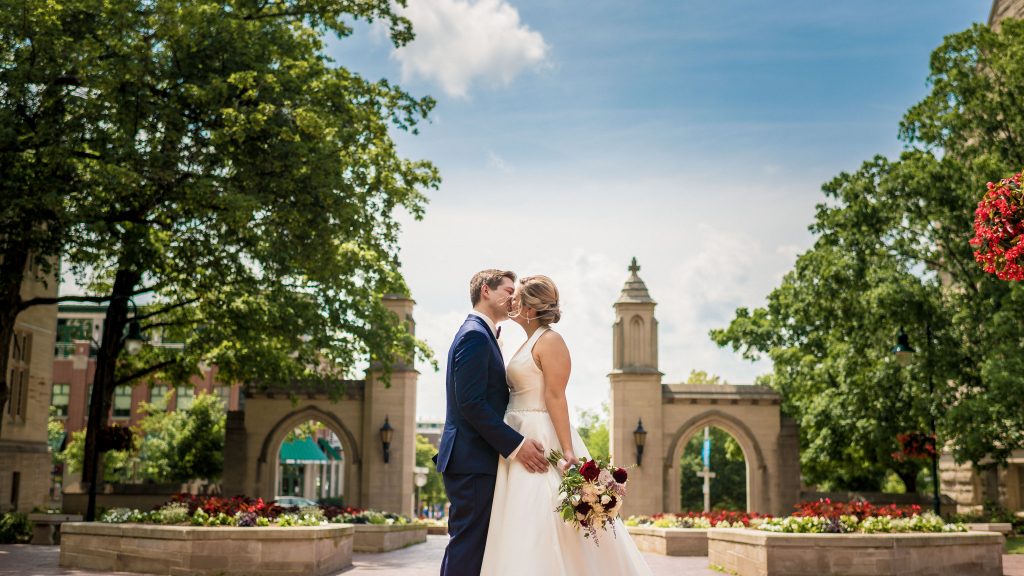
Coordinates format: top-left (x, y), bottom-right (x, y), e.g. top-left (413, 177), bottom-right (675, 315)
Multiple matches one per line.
top-left (380, 416), bottom-right (394, 464)
top-left (633, 418), bottom-right (647, 467)
top-left (413, 466), bottom-right (428, 516)
top-left (892, 325), bottom-right (941, 516)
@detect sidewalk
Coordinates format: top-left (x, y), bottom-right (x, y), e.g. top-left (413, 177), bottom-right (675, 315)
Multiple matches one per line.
top-left (2, 537), bottom-right (1021, 575)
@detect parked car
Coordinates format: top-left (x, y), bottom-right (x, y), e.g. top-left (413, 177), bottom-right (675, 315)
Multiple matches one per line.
top-left (274, 496), bottom-right (319, 508)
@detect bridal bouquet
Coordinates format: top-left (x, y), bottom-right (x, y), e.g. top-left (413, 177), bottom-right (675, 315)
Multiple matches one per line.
top-left (547, 449), bottom-right (628, 544)
top-left (970, 169), bottom-right (1024, 281)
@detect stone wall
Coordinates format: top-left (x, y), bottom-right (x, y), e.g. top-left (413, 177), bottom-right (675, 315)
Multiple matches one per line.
top-left (707, 528), bottom-right (1003, 576)
top-left (0, 266), bottom-right (58, 512)
top-left (60, 522), bottom-right (354, 576)
top-left (990, 0), bottom-right (1024, 29)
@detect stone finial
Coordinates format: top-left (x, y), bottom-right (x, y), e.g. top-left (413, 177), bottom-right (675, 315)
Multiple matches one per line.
top-left (616, 257), bottom-right (654, 305)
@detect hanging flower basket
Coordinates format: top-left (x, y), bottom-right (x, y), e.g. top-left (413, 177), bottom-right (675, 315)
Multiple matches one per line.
top-left (892, 432), bottom-right (936, 462)
top-left (970, 170), bottom-right (1024, 281)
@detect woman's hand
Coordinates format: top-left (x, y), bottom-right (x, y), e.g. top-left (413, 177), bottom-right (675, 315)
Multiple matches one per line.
top-left (558, 450), bottom-right (580, 474)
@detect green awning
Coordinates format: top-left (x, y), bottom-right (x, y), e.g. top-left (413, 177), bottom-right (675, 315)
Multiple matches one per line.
top-left (49, 432), bottom-right (66, 453)
top-left (317, 438), bottom-right (343, 461)
top-left (280, 437), bottom-right (327, 464)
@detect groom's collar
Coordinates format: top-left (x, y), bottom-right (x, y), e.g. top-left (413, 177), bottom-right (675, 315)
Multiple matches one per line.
top-left (468, 310), bottom-right (499, 339)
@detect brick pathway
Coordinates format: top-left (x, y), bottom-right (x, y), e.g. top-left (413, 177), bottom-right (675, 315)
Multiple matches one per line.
top-left (2, 537), bottom-right (1021, 575)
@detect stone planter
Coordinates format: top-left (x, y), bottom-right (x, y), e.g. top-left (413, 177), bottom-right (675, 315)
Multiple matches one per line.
top-left (967, 522), bottom-right (1014, 536)
top-left (28, 513), bottom-right (82, 545)
top-left (426, 524), bottom-right (448, 536)
top-left (625, 526), bottom-right (708, 556)
top-left (708, 528), bottom-right (1004, 576)
top-left (60, 522), bottom-right (353, 576)
top-left (351, 523), bottom-right (427, 552)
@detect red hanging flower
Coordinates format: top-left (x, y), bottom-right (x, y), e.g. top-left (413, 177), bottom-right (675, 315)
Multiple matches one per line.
top-left (579, 459), bottom-right (600, 482)
top-left (970, 170), bottom-right (1024, 281)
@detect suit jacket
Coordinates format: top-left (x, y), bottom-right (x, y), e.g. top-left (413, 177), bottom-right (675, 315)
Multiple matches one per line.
top-left (435, 314), bottom-right (524, 475)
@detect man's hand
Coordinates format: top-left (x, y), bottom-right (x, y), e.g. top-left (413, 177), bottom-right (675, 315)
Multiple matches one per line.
top-left (516, 438), bottom-right (549, 473)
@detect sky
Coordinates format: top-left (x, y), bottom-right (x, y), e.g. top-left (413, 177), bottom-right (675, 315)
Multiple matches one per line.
top-left (323, 1), bottom-right (992, 423)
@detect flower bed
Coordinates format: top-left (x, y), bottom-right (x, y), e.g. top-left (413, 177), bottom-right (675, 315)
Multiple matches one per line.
top-left (60, 522), bottom-right (354, 576)
top-left (623, 512), bottom-right (771, 556)
top-left (91, 495), bottom-right (426, 556)
top-left (707, 528), bottom-right (1003, 576)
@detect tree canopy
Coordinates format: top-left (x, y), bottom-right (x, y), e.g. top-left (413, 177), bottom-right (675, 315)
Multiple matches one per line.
top-left (2, 0), bottom-right (439, 517)
top-left (712, 20), bottom-right (1024, 491)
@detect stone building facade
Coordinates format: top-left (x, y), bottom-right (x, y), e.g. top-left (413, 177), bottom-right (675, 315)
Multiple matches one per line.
top-left (0, 267), bottom-right (58, 512)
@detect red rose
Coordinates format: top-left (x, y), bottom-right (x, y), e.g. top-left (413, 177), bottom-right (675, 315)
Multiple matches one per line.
top-left (575, 502), bottom-right (592, 517)
top-left (579, 460), bottom-right (600, 481)
top-left (613, 467), bottom-right (628, 483)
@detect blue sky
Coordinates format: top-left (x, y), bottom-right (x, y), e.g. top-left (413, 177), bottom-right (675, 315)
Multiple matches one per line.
top-left (324, 1), bottom-right (991, 421)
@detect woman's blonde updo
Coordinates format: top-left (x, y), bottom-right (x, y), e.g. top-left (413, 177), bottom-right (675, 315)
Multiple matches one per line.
top-left (511, 275), bottom-right (561, 326)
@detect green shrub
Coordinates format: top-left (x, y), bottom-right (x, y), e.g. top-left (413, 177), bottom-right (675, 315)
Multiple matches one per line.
top-left (0, 512), bottom-right (32, 543)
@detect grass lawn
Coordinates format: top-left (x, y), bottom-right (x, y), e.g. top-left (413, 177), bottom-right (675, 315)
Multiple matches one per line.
top-left (1007, 537), bottom-right (1024, 555)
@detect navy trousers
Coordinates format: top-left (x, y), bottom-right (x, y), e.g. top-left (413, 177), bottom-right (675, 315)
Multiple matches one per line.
top-left (440, 473), bottom-right (496, 576)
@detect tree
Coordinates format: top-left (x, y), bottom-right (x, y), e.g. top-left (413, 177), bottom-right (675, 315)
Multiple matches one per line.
top-left (576, 402), bottom-right (609, 462)
top-left (415, 434), bottom-right (446, 507)
top-left (10, 0), bottom-right (439, 519)
top-left (685, 370), bottom-right (726, 385)
top-left (0, 0), bottom-right (96, 433)
top-left (712, 21), bottom-right (1024, 490)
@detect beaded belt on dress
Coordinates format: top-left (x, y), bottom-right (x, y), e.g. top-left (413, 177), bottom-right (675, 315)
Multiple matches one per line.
top-left (505, 407), bottom-right (548, 414)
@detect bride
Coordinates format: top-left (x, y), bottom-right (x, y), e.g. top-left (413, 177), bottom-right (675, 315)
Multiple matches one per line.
top-left (480, 275), bottom-right (652, 575)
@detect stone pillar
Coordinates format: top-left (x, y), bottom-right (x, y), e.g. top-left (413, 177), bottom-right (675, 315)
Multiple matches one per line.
top-left (776, 415), bottom-right (802, 514)
top-left (361, 295), bottom-right (418, 515)
top-left (222, 411), bottom-right (247, 496)
top-left (608, 259), bottom-right (664, 516)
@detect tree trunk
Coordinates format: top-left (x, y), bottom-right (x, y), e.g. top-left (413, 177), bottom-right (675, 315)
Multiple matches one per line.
top-left (83, 267), bottom-right (141, 521)
top-left (897, 468), bottom-right (918, 495)
top-left (0, 248), bottom-right (29, 438)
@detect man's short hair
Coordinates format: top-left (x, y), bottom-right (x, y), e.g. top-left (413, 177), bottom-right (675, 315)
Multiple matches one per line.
top-left (470, 269), bottom-right (516, 306)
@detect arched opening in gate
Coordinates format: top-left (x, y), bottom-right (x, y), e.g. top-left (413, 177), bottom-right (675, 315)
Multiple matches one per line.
top-left (256, 406), bottom-right (362, 507)
top-left (665, 410), bottom-right (768, 514)
top-left (276, 419), bottom-right (345, 503)
top-left (679, 426), bottom-right (748, 512)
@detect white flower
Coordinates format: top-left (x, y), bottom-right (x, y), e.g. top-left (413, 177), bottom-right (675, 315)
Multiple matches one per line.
top-left (598, 470), bottom-right (613, 485)
top-left (571, 494), bottom-right (581, 505)
top-left (601, 495), bottom-right (612, 505)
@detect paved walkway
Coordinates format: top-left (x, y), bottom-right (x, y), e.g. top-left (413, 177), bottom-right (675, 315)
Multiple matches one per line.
top-left (2, 537), bottom-right (1022, 575)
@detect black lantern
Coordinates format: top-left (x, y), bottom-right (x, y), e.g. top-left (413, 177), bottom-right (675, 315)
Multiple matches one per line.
top-left (124, 320), bottom-right (146, 356)
top-left (633, 418), bottom-right (647, 466)
top-left (892, 327), bottom-right (915, 367)
top-left (380, 416), bottom-right (394, 464)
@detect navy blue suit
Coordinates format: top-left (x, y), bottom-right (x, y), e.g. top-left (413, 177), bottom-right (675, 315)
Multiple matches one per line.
top-left (436, 314), bottom-right (524, 576)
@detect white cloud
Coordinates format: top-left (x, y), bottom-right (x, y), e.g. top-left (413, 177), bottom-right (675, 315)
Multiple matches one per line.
top-left (487, 151), bottom-right (513, 173)
top-left (392, 0), bottom-right (548, 98)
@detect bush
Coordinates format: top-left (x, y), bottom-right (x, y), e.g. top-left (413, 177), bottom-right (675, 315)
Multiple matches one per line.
top-left (0, 512), bottom-right (32, 543)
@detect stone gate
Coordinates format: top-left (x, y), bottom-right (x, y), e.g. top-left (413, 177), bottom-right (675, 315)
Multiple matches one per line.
top-left (608, 260), bottom-right (802, 516)
top-left (222, 296), bottom-right (418, 516)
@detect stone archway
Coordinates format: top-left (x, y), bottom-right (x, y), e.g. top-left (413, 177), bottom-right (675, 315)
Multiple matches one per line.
top-left (221, 296), bottom-right (420, 515)
top-left (256, 405), bottom-right (362, 505)
top-left (607, 259), bottom-right (802, 516)
top-left (664, 409), bottom-right (768, 514)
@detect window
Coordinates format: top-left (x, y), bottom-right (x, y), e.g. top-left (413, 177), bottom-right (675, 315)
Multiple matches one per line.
top-left (51, 383), bottom-right (70, 417)
top-left (150, 385), bottom-right (169, 410)
top-left (216, 385), bottom-right (231, 408)
top-left (175, 386), bottom-right (195, 411)
top-left (6, 332), bottom-right (31, 420)
top-left (113, 386), bottom-right (132, 418)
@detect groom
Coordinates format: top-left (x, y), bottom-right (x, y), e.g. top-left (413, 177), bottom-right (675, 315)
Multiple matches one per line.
top-left (435, 269), bottom-right (549, 576)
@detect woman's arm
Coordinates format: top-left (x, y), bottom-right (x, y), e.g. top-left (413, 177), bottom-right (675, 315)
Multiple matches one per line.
top-left (536, 331), bottom-right (576, 465)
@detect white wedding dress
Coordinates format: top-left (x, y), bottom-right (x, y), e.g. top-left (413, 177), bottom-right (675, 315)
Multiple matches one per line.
top-left (480, 326), bottom-right (653, 576)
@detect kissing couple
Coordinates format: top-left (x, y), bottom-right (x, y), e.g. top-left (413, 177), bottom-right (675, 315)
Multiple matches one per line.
top-left (435, 270), bottom-right (652, 575)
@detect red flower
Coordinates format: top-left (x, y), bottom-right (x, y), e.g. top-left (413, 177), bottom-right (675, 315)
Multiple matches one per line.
top-left (613, 468), bottom-right (628, 483)
top-left (579, 460), bottom-right (600, 481)
top-left (575, 502), bottom-right (593, 517)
